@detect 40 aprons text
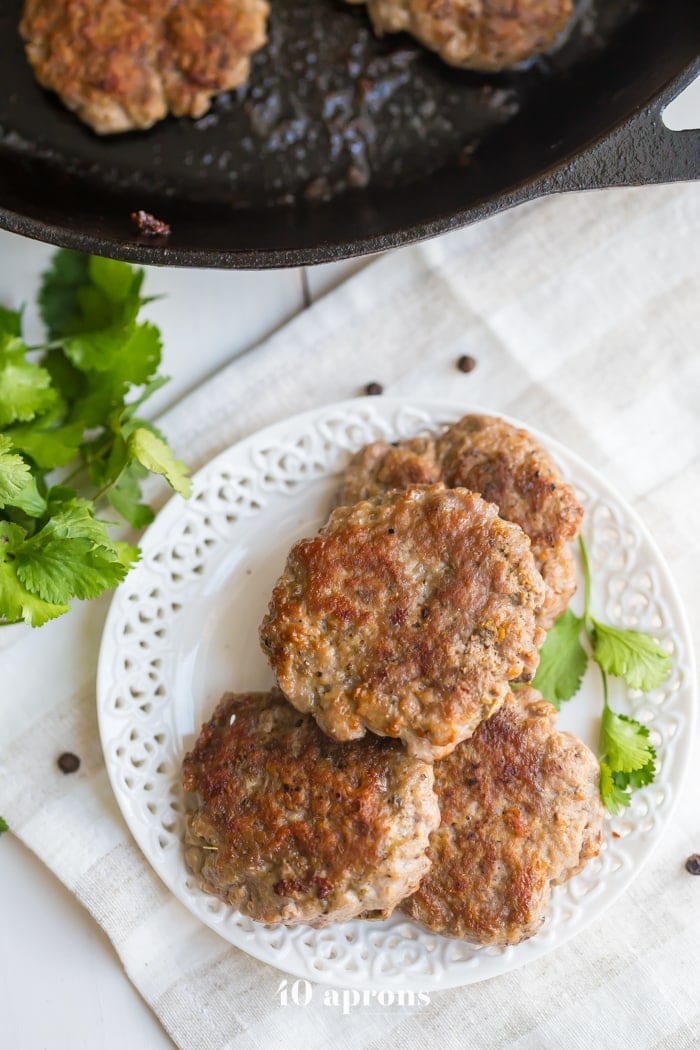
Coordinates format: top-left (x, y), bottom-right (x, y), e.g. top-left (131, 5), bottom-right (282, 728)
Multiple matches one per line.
top-left (277, 978), bottom-right (430, 1013)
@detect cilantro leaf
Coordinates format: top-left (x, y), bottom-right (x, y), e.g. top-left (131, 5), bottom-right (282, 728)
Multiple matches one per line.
top-left (10, 491), bottom-right (137, 605)
top-left (56, 323), bottom-right (162, 428)
top-left (89, 256), bottom-right (144, 306)
top-left (0, 333), bottom-right (58, 426)
top-left (0, 560), bottom-right (69, 626)
top-left (531, 609), bottom-right (588, 709)
top-left (38, 250), bottom-right (91, 338)
top-left (599, 755), bottom-right (656, 815)
top-left (0, 249), bottom-right (182, 631)
top-left (15, 537), bottom-right (94, 602)
top-left (113, 541), bottom-right (140, 569)
top-left (0, 436), bottom-right (33, 507)
top-left (599, 762), bottom-right (633, 815)
top-left (0, 816), bottom-right (8, 834)
top-left (43, 490), bottom-right (118, 545)
top-left (0, 520), bottom-right (25, 552)
top-left (622, 761), bottom-right (657, 791)
top-left (39, 249), bottom-right (158, 428)
top-left (600, 707), bottom-right (656, 773)
top-left (592, 620), bottom-right (671, 691)
top-left (15, 536), bottom-right (129, 603)
top-left (107, 464), bottom-right (155, 528)
top-left (84, 430), bottom-right (129, 492)
top-left (120, 376), bottom-right (170, 421)
top-left (128, 427), bottom-right (191, 498)
top-left (40, 249), bottom-right (145, 340)
top-left (42, 347), bottom-right (85, 407)
top-left (0, 306), bottom-right (22, 337)
top-left (6, 417), bottom-right (83, 470)
top-left (9, 476), bottom-right (46, 518)
top-left (98, 322), bottom-right (161, 389)
top-left (576, 538), bottom-right (668, 809)
top-left (0, 437), bottom-right (46, 516)
top-left (62, 320), bottom-right (160, 379)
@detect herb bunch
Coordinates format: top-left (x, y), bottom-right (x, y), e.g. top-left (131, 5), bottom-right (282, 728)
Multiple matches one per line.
top-left (0, 249), bottom-right (190, 628)
top-left (532, 536), bottom-right (671, 813)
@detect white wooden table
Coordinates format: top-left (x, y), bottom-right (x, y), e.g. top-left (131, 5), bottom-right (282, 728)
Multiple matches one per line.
top-left (1, 74), bottom-right (698, 1049)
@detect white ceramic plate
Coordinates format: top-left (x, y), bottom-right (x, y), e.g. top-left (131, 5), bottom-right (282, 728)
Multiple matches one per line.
top-left (97, 398), bottom-right (695, 991)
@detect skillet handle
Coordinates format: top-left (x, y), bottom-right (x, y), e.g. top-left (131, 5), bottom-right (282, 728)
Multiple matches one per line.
top-left (548, 62), bottom-right (700, 191)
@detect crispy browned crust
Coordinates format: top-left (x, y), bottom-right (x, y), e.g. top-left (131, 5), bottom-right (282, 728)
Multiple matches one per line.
top-left (438, 415), bottom-right (582, 628)
top-left (402, 687), bottom-right (604, 944)
top-left (437, 415), bottom-right (582, 553)
top-left (339, 437), bottom-right (441, 506)
top-left (183, 690), bottom-right (439, 926)
top-left (538, 540), bottom-right (577, 631)
top-left (20, 0), bottom-right (269, 134)
top-left (339, 414), bottom-right (583, 629)
top-left (346, 0), bottom-right (573, 72)
top-left (260, 484), bottom-right (545, 761)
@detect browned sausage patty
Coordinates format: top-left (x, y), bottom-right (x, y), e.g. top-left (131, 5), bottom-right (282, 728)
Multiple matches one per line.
top-left (438, 415), bottom-right (582, 627)
top-left (260, 484), bottom-right (545, 761)
top-left (345, 0), bottom-right (573, 72)
top-left (402, 687), bottom-right (604, 944)
top-left (338, 436), bottom-right (441, 505)
top-left (183, 690), bottom-right (439, 926)
top-left (20, 0), bottom-right (268, 134)
top-left (340, 414), bottom-right (583, 629)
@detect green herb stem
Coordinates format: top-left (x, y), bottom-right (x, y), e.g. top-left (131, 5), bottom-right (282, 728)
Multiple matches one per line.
top-left (62, 437), bottom-right (117, 488)
top-left (92, 470), bottom-right (126, 505)
top-left (530, 532), bottom-right (665, 812)
top-left (61, 461), bottom-right (87, 486)
top-left (579, 534), bottom-right (593, 629)
top-left (599, 661), bottom-right (609, 713)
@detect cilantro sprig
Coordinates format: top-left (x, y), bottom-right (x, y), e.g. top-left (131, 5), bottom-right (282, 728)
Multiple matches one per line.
top-left (532, 535), bottom-right (669, 814)
top-left (0, 250), bottom-right (191, 628)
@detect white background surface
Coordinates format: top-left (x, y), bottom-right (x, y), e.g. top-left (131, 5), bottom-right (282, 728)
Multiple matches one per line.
top-left (0, 74), bottom-right (698, 1050)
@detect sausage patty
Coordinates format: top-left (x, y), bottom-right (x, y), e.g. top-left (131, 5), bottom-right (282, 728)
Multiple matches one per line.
top-left (260, 484), bottom-right (545, 761)
top-left (402, 687), bottom-right (604, 944)
top-left (338, 436), bottom-right (441, 504)
top-left (20, 0), bottom-right (269, 134)
top-left (345, 0), bottom-right (573, 72)
top-left (340, 413), bottom-right (583, 629)
top-left (183, 690), bottom-right (440, 926)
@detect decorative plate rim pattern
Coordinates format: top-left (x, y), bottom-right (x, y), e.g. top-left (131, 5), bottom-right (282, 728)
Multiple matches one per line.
top-left (97, 397), bottom-right (696, 990)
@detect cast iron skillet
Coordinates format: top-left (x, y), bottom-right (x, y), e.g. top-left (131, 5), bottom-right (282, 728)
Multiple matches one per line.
top-left (0, 0), bottom-right (698, 269)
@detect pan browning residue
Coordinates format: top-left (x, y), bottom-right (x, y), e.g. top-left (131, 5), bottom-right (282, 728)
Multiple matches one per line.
top-left (0, 0), bottom-right (640, 207)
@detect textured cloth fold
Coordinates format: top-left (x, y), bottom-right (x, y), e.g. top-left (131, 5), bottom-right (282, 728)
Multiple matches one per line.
top-left (1, 183), bottom-right (699, 1049)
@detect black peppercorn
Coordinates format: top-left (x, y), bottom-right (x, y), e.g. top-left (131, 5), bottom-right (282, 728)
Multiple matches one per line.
top-left (685, 854), bottom-right (700, 875)
top-left (457, 355), bottom-right (477, 374)
top-left (365, 382), bottom-right (384, 396)
top-left (57, 752), bottom-right (81, 774)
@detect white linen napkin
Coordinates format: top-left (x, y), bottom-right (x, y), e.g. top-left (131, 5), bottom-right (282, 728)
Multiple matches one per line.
top-left (1, 183), bottom-right (699, 1050)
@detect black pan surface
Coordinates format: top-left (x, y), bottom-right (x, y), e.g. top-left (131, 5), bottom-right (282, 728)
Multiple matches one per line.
top-left (0, 0), bottom-right (698, 267)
